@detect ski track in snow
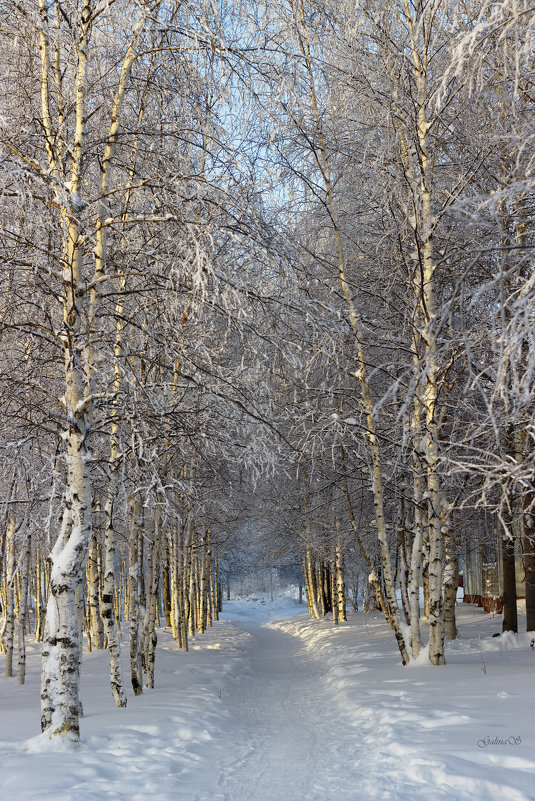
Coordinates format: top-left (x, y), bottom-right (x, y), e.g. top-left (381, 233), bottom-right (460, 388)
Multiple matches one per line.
top-left (0, 599), bottom-right (535, 801)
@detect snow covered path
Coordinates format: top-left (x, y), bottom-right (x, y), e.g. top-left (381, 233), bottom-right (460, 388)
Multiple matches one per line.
top-left (214, 621), bottom-right (356, 801)
top-left (1, 599), bottom-right (535, 801)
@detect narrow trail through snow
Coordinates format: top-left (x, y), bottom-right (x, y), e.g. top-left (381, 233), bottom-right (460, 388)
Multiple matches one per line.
top-left (214, 620), bottom-right (355, 801)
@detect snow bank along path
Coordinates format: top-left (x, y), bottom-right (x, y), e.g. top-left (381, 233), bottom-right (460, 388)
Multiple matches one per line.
top-left (0, 599), bottom-right (534, 801)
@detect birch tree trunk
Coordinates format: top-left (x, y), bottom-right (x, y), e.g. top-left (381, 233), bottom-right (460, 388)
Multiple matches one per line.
top-left (86, 535), bottom-right (104, 650)
top-left (211, 550), bottom-right (220, 622)
top-left (334, 543), bottom-right (347, 623)
top-left (168, 525), bottom-right (182, 646)
top-left (102, 443), bottom-right (127, 705)
top-left (29, 0), bottom-right (86, 735)
top-left (173, 523), bottom-right (188, 651)
top-left (34, 547), bottom-right (45, 643)
top-left (407, 365), bottom-right (426, 658)
top-left (198, 533), bottom-right (208, 635)
top-left (396, 496), bottom-right (411, 627)
top-left (443, 525), bottom-right (459, 641)
top-left (40, 22), bottom-right (93, 733)
top-left (143, 516), bottom-right (160, 689)
top-left (162, 547), bottom-right (172, 629)
top-left (401, 3), bottom-right (445, 665)
top-left (187, 535), bottom-right (197, 638)
top-left (3, 514), bottom-right (15, 677)
top-left (100, 264), bottom-right (128, 706)
top-left (129, 499), bottom-right (144, 697)
top-left (340, 456), bottom-right (393, 628)
top-left (304, 547), bottom-right (320, 619)
top-left (331, 564), bottom-right (339, 626)
top-left (17, 533), bottom-right (31, 684)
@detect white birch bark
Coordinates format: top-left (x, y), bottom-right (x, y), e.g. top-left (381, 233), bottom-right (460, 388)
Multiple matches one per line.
top-left (211, 551), bottom-right (220, 622)
top-left (34, 547), bottom-right (45, 643)
top-left (168, 528), bottom-right (179, 642)
top-left (101, 270), bottom-right (127, 706)
top-left (408, 385), bottom-right (425, 660)
top-left (3, 515), bottom-right (15, 677)
top-left (176, 524), bottom-right (188, 651)
top-left (17, 533), bottom-right (31, 684)
top-left (304, 549), bottom-right (320, 620)
top-left (396, 514), bottom-right (411, 628)
top-left (203, 531), bottom-right (213, 628)
top-left (340, 456), bottom-right (393, 627)
top-left (331, 564), bottom-right (339, 625)
top-left (442, 505), bottom-right (459, 641)
top-left (411, 27), bottom-right (445, 667)
top-left (129, 499), bottom-right (144, 696)
top-left (387, 2), bottom-right (446, 665)
top-left (102, 451), bottom-right (127, 706)
top-left (334, 516), bottom-right (347, 623)
top-left (40, 258), bottom-right (93, 736)
top-left (176, 531), bottom-right (189, 650)
top-left (86, 535), bottom-right (104, 650)
top-left (188, 547), bottom-right (198, 637)
top-left (198, 532), bottom-right (209, 634)
top-left (143, 516), bottom-right (160, 689)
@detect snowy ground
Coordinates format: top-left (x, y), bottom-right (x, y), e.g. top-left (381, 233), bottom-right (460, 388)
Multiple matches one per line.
top-left (1, 597), bottom-right (534, 801)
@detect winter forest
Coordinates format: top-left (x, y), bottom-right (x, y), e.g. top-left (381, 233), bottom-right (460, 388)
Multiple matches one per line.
top-left (0, 0), bottom-right (534, 798)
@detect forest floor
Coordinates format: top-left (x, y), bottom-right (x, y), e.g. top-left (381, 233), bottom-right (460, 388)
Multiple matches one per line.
top-left (0, 596), bottom-right (534, 801)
